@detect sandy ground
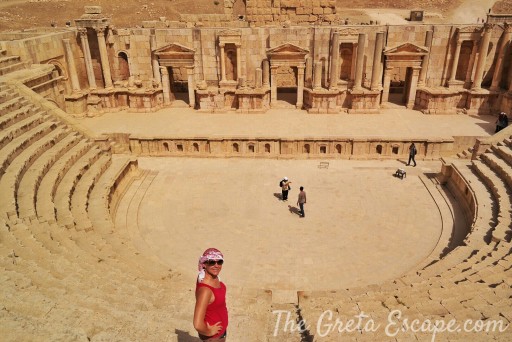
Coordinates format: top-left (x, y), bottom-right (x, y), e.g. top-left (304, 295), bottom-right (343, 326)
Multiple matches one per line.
top-left (0, 0), bottom-right (505, 31)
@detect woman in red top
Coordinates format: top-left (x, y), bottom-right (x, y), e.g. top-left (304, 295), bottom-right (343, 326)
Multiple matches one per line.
top-left (194, 248), bottom-right (228, 341)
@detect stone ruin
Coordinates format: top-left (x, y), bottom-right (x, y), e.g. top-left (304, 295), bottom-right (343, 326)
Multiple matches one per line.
top-left (0, 3), bottom-right (512, 341)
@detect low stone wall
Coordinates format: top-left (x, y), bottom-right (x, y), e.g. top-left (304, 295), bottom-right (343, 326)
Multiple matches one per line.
top-left (121, 136), bottom-right (459, 159)
top-left (438, 160), bottom-right (475, 228)
top-left (108, 159), bottom-right (140, 219)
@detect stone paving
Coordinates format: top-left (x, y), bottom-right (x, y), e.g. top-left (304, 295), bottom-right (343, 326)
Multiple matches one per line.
top-left (121, 157), bottom-right (449, 292)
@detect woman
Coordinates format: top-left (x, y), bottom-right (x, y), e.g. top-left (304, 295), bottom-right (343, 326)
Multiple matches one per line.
top-left (194, 248), bottom-right (228, 341)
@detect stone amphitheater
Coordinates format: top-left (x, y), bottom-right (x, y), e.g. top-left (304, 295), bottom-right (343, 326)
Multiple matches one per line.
top-left (1, 1), bottom-right (512, 341)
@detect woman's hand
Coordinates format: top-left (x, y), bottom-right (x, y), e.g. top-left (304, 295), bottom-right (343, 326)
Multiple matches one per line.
top-left (206, 321), bottom-right (223, 336)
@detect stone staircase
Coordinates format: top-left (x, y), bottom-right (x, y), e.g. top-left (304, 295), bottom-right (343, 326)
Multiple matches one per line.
top-left (289, 132), bottom-right (512, 341)
top-left (0, 81), bottom-right (276, 341)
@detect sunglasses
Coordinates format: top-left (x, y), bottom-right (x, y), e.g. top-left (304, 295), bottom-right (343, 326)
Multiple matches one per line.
top-left (204, 259), bottom-right (224, 266)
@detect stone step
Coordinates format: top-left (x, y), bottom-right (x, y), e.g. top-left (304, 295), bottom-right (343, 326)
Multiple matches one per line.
top-left (0, 55), bottom-right (21, 68)
top-left (0, 103), bottom-right (38, 132)
top-left (0, 119), bottom-right (57, 179)
top-left (88, 156), bottom-right (170, 279)
top-left (71, 154), bottom-right (112, 231)
top-left (0, 61), bottom-right (26, 76)
top-left (481, 152), bottom-right (512, 191)
top-left (492, 145), bottom-right (512, 168)
top-left (0, 96), bottom-right (29, 116)
top-left (0, 87), bottom-right (16, 103)
top-left (0, 111), bottom-right (46, 151)
top-left (53, 146), bottom-right (103, 228)
top-left (0, 126), bottom-right (69, 219)
top-left (36, 139), bottom-right (94, 223)
top-left (17, 132), bottom-right (80, 220)
top-left (473, 159), bottom-right (511, 242)
top-left (451, 160), bottom-right (497, 246)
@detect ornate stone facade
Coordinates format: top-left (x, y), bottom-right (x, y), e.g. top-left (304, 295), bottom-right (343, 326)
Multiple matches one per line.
top-left (3, 6), bottom-right (512, 117)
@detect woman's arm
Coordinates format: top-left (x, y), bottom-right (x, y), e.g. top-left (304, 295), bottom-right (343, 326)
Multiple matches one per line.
top-left (193, 287), bottom-right (222, 336)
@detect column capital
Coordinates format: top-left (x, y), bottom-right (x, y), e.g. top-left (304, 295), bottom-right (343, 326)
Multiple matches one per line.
top-left (483, 23), bottom-right (494, 32)
top-left (219, 43), bottom-right (225, 48)
top-left (62, 38), bottom-right (71, 44)
top-left (77, 28), bottom-right (88, 36)
top-left (160, 66), bottom-right (168, 75)
top-left (504, 22), bottom-right (512, 34)
top-left (94, 26), bottom-right (107, 35)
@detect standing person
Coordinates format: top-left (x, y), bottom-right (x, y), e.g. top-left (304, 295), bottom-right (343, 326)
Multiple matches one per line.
top-left (194, 248), bottom-right (228, 341)
top-left (406, 142), bottom-right (417, 167)
top-left (297, 186), bottom-right (307, 218)
top-left (281, 177), bottom-right (291, 201)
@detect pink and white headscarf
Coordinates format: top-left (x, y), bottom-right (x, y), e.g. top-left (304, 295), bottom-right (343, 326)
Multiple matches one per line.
top-left (197, 248), bottom-right (224, 283)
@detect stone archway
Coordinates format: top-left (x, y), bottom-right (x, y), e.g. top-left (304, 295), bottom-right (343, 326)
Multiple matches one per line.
top-left (382, 43), bottom-right (428, 109)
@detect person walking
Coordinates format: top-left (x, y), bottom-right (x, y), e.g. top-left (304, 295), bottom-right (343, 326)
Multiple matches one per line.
top-left (194, 248), bottom-right (228, 341)
top-left (406, 142), bottom-right (417, 167)
top-left (280, 177), bottom-right (291, 201)
top-left (297, 186), bottom-right (306, 218)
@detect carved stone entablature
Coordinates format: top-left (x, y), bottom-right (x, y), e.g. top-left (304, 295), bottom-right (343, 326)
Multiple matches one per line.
top-left (457, 26), bottom-right (483, 34)
top-left (154, 43), bottom-right (195, 66)
top-left (218, 29), bottom-right (242, 47)
top-left (337, 28), bottom-right (359, 43)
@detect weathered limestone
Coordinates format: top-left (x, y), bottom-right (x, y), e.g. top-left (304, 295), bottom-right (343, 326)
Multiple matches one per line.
top-left (160, 67), bottom-right (171, 105)
top-left (370, 32), bottom-right (384, 91)
top-left (329, 30), bottom-right (340, 90)
top-left (95, 27), bottom-right (113, 89)
top-left (313, 61), bottom-right (322, 90)
top-left (150, 34), bottom-right (161, 85)
top-left (418, 30), bottom-right (433, 87)
top-left (62, 39), bottom-right (80, 93)
top-left (490, 23), bottom-right (512, 91)
top-left (353, 33), bottom-right (366, 90)
top-left (472, 24), bottom-right (493, 90)
top-left (78, 28), bottom-right (96, 90)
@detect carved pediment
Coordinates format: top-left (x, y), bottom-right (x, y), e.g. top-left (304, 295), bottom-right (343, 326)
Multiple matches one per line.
top-left (384, 43), bottom-right (428, 55)
top-left (267, 43), bottom-right (309, 56)
top-left (154, 43), bottom-right (195, 55)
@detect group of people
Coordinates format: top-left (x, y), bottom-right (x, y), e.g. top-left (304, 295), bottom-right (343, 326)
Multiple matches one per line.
top-left (280, 177), bottom-right (307, 218)
top-left (495, 112), bottom-right (510, 133)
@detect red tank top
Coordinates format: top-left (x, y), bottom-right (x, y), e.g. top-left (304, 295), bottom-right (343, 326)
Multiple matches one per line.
top-left (196, 282), bottom-right (228, 339)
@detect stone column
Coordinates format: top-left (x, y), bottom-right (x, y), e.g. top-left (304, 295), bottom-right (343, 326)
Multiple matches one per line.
top-left (418, 30), bottom-right (433, 86)
top-left (236, 44), bottom-right (242, 81)
top-left (296, 65), bottom-right (305, 108)
top-left (491, 23), bottom-right (512, 91)
top-left (305, 56), bottom-right (312, 87)
top-left (354, 33), bottom-right (366, 90)
top-left (220, 43), bottom-right (227, 82)
top-left (448, 39), bottom-right (462, 83)
top-left (313, 61), bottom-right (322, 90)
top-left (255, 67), bottom-right (262, 88)
top-left (370, 32), bottom-right (384, 91)
top-left (150, 34), bottom-right (161, 85)
top-left (407, 67), bottom-right (421, 109)
top-left (472, 24), bottom-right (493, 90)
top-left (382, 66), bottom-right (392, 103)
top-left (329, 30), bottom-right (340, 89)
top-left (270, 65), bottom-right (278, 104)
top-left (95, 27), bottom-right (113, 89)
top-left (160, 67), bottom-right (171, 105)
top-left (78, 28), bottom-right (96, 89)
top-left (62, 38), bottom-right (81, 93)
top-left (186, 66), bottom-right (195, 108)
top-left (262, 59), bottom-right (270, 87)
